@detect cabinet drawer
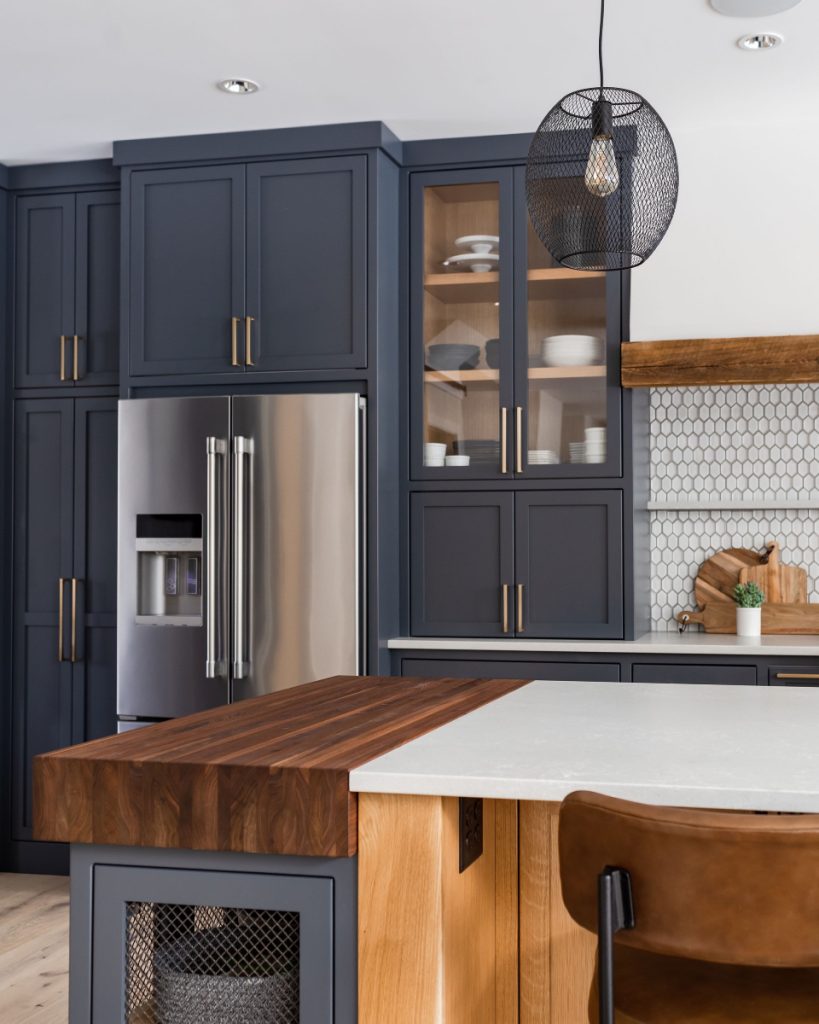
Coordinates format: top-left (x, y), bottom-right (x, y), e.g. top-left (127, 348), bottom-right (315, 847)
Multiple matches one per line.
top-left (768, 666), bottom-right (819, 687)
top-left (632, 663), bottom-right (757, 686)
top-left (401, 658), bottom-right (621, 682)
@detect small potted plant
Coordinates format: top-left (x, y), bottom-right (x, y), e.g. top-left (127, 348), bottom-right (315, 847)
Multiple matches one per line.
top-left (733, 582), bottom-right (764, 637)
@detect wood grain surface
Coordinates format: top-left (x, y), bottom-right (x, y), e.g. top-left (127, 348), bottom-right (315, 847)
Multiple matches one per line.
top-left (32, 674), bottom-right (527, 857)
top-left (621, 335), bottom-right (819, 388)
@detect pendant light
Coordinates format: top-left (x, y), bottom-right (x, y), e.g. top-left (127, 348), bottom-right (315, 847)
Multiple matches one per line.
top-left (526, 0), bottom-right (678, 271)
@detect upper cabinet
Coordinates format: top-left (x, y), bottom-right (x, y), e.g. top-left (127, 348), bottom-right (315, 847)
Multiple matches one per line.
top-left (411, 166), bottom-right (621, 480)
top-left (14, 190), bottom-right (120, 389)
top-left (126, 155), bottom-right (367, 379)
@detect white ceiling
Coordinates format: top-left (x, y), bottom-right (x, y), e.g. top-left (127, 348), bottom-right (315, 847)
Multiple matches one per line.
top-left (0, 0), bottom-right (815, 165)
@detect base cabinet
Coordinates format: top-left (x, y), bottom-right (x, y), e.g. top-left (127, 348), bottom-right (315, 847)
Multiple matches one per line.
top-left (401, 658), bottom-right (621, 682)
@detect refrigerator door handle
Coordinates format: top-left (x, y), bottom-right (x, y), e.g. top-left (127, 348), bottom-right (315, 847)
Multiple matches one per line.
top-left (205, 437), bottom-right (227, 678)
top-left (232, 436), bottom-right (253, 679)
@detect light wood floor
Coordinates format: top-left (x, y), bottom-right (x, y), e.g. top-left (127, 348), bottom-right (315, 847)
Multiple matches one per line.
top-left (0, 874), bottom-right (69, 1024)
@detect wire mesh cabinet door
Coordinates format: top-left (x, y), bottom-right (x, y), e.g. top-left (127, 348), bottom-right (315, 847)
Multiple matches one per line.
top-left (90, 865), bottom-right (335, 1024)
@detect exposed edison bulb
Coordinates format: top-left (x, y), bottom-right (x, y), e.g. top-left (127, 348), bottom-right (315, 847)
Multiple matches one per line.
top-left (585, 135), bottom-right (620, 197)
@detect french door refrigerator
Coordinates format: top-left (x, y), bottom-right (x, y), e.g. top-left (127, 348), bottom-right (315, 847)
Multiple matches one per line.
top-left (117, 393), bottom-right (365, 729)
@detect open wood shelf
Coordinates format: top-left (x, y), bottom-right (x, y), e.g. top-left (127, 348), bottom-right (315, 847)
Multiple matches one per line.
top-left (621, 334), bottom-right (819, 387)
top-left (424, 365), bottom-right (606, 385)
top-left (424, 267), bottom-right (605, 303)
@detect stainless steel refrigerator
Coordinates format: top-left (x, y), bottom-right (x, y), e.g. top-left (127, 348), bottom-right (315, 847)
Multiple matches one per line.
top-left (117, 393), bottom-right (365, 729)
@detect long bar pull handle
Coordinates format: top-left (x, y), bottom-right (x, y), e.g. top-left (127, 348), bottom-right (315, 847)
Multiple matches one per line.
top-left (502, 584), bottom-right (510, 634)
top-left (244, 317), bottom-right (255, 367)
top-left (775, 673), bottom-right (819, 680)
top-left (232, 436), bottom-right (253, 679)
top-left (57, 578), bottom-right (66, 662)
top-left (59, 336), bottom-right (67, 382)
top-left (500, 407), bottom-right (508, 474)
top-left (205, 437), bottom-right (227, 679)
top-left (517, 583), bottom-right (525, 633)
top-left (72, 335), bottom-right (80, 381)
top-left (70, 578), bottom-right (78, 662)
top-left (515, 406), bottom-right (524, 474)
top-left (230, 317), bottom-right (241, 367)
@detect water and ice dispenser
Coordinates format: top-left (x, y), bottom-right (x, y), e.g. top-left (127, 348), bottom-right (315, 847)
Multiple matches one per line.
top-left (135, 514), bottom-right (203, 626)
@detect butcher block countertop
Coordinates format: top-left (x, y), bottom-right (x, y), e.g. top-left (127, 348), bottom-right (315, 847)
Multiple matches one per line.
top-left (32, 674), bottom-right (527, 858)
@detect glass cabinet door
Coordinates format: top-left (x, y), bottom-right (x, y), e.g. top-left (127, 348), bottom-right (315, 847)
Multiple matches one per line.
top-left (513, 168), bottom-right (620, 477)
top-left (412, 170), bottom-right (514, 478)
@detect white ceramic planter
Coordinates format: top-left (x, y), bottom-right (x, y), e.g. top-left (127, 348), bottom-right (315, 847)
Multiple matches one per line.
top-left (736, 606), bottom-right (762, 638)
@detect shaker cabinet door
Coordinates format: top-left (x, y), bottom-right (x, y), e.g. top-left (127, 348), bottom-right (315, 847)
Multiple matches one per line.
top-left (411, 492), bottom-right (514, 637)
top-left (246, 156), bottom-right (367, 371)
top-left (515, 491), bottom-right (623, 638)
top-left (14, 195), bottom-right (76, 388)
top-left (11, 399), bottom-right (75, 838)
top-left (128, 165), bottom-right (246, 377)
top-left (75, 191), bottom-right (120, 386)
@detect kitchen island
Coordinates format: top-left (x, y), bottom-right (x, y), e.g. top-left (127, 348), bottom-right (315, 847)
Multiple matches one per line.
top-left (34, 675), bottom-right (819, 1024)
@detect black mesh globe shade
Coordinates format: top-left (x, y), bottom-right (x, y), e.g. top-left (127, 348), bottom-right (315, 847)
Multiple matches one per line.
top-left (526, 87), bottom-right (678, 272)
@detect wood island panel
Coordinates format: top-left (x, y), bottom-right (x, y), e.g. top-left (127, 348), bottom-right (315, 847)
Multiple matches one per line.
top-left (32, 674), bottom-right (528, 857)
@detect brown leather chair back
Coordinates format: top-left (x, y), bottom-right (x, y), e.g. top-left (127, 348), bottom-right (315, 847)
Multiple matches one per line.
top-left (559, 790), bottom-right (819, 967)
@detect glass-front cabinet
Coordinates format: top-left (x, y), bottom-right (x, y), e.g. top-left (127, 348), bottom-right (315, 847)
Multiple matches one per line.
top-left (411, 166), bottom-right (621, 479)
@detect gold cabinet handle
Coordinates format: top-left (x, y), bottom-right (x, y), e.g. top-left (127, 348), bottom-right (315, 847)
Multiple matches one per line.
top-left (515, 406), bottom-right (524, 474)
top-left (57, 578), bottom-right (66, 662)
top-left (502, 583), bottom-right (510, 634)
top-left (59, 335), bottom-right (67, 382)
top-left (516, 583), bottom-right (525, 633)
top-left (775, 673), bottom-right (819, 680)
top-left (72, 334), bottom-right (80, 381)
top-left (71, 578), bottom-right (78, 663)
top-left (245, 316), bottom-right (255, 366)
top-left (231, 317), bottom-right (241, 367)
top-left (500, 407), bottom-right (508, 474)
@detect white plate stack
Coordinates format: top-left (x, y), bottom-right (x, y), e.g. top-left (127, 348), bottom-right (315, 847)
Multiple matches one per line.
top-left (528, 449), bottom-right (559, 466)
top-left (584, 427), bottom-right (607, 464)
top-left (569, 441), bottom-right (587, 464)
top-left (424, 442), bottom-right (447, 467)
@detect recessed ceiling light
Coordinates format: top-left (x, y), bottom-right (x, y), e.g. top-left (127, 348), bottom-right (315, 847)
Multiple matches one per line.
top-left (737, 31), bottom-right (784, 49)
top-left (217, 78), bottom-right (260, 95)
top-left (711, 0), bottom-right (800, 14)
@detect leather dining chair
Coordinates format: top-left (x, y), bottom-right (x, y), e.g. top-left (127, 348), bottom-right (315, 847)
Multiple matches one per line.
top-left (559, 790), bottom-right (819, 1023)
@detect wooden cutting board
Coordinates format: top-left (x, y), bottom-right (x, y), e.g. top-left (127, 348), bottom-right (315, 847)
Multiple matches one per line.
top-left (693, 548), bottom-right (766, 607)
top-left (738, 541), bottom-right (808, 604)
top-left (676, 604), bottom-right (819, 634)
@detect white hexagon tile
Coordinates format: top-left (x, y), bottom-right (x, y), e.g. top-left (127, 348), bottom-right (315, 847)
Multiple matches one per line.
top-left (649, 385), bottom-right (819, 630)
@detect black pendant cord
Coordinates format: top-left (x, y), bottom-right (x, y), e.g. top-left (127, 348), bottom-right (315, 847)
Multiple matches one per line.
top-left (598, 0), bottom-right (605, 96)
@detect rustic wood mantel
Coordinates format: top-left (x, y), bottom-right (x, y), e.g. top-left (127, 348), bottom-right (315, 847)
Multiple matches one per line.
top-left (621, 334), bottom-right (819, 388)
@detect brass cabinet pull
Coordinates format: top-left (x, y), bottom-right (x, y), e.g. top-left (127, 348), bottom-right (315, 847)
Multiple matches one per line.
top-left (57, 578), bottom-right (66, 662)
top-left (231, 317), bottom-right (241, 367)
top-left (775, 673), bottom-right (819, 680)
top-left (59, 335), bottom-right (67, 382)
top-left (515, 406), bottom-right (524, 474)
top-left (70, 578), bottom-right (78, 663)
top-left (500, 408), bottom-right (508, 474)
top-left (72, 335), bottom-right (80, 381)
top-left (245, 316), bottom-right (255, 366)
top-left (516, 583), bottom-right (525, 633)
top-left (502, 583), bottom-right (510, 634)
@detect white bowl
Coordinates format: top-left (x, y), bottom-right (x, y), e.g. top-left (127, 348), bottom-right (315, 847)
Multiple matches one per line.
top-left (455, 235), bottom-right (500, 255)
top-left (445, 455), bottom-right (471, 467)
top-left (424, 442), bottom-right (447, 455)
top-left (541, 335), bottom-right (602, 368)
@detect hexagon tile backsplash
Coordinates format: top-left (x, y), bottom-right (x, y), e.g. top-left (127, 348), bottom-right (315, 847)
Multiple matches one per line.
top-left (649, 385), bottom-right (819, 630)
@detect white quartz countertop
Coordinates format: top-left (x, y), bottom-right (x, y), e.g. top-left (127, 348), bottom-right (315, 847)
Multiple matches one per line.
top-left (388, 632), bottom-right (819, 657)
top-left (350, 680), bottom-right (819, 812)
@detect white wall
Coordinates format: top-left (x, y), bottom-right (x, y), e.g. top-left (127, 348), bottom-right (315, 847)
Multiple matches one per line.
top-left (630, 119), bottom-right (819, 341)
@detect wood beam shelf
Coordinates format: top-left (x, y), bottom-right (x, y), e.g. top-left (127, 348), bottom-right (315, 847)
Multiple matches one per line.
top-left (621, 334), bottom-right (819, 388)
top-left (424, 267), bottom-right (605, 303)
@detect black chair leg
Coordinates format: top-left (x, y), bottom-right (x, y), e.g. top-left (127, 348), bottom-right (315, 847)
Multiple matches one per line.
top-left (597, 866), bottom-right (635, 1024)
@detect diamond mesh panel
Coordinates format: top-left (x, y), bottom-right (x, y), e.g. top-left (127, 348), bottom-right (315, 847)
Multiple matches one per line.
top-left (125, 902), bottom-right (299, 1024)
top-left (526, 86), bottom-right (678, 271)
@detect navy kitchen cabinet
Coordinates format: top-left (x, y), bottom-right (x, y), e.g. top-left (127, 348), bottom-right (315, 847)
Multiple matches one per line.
top-left (14, 191), bottom-right (119, 388)
top-left (515, 491), bottom-right (623, 638)
top-left (631, 663), bottom-right (758, 686)
top-left (410, 492), bottom-right (515, 637)
top-left (11, 397), bottom-right (118, 848)
top-left (399, 657), bottom-right (621, 682)
top-left (127, 155), bottom-right (367, 379)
